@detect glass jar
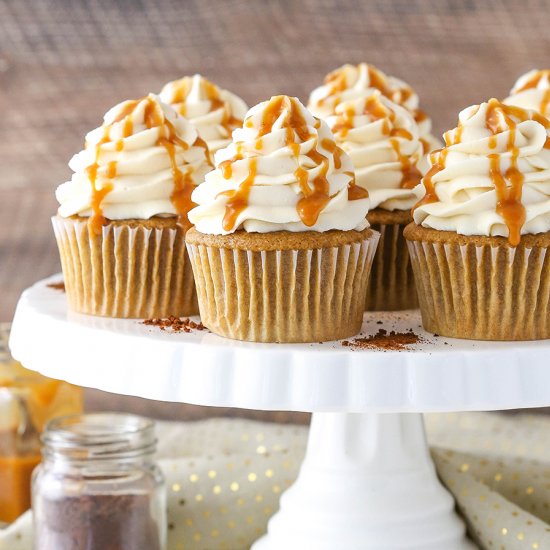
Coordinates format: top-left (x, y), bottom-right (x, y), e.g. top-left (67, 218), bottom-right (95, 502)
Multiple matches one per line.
top-left (32, 413), bottom-right (167, 550)
top-left (0, 323), bottom-right (82, 524)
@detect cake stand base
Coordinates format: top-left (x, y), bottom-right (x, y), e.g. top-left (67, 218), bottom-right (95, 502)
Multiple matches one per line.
top-left (253, 412), bottom-right (476, 550)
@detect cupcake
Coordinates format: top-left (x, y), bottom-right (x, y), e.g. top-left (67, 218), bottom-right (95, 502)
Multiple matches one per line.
top-left (159, 74), bottom-right (248, 153)
top-left (504, 69), bottom-right (550, 117)
top-left (308, 63), bottom-right (441, 163)
top-left (185, 95), bottom-right (379, 343)
top-left (322, 90), bottom-right (424, 310)
top-left (404, 98), bottom-right (550, 340)
top-left (53, 94), bottom-right (212, 318)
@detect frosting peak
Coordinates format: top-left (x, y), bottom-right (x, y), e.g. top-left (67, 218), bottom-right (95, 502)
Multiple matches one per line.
top-left (505, 69), bottom-right (550, 118)
top-left (413, 98), bottom-right (550, 245)
top-left (159, 75), bottom-right (248, 152)
top-left (188, 95), bottom-right (371, 235)
top-left (324, 90), bottom-right (423, 211)
top-left (307, 63), bottom-right (439, 156)
top-left (56, 94), bottom-right (212, 232)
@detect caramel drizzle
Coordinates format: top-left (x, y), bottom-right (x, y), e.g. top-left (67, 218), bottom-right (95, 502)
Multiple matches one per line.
top-left (85, 96), bottom-right (202, 233)
top-left (220, 158), bottom-right (257, 231)
top-left (414, 147), bottom-right (448, 209)
top-left (86, 126), bottom-right (113, 235)
top-left (414, 99), bottom-right (550, 245)
top-left (419, 137), bottom-right (431, 154)
top-left (335, 94), bottom-right (421, 189)
top-left (541, 89), bottom-right (550, 115)
top-left (514, 70), bottom-right (550, 93)
top-left (169, 76), bottom-right (244, 135)
top-left (218, 96), bottom-right (366, 231)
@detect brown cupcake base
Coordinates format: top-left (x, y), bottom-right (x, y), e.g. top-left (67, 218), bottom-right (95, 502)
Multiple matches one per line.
top-left (365, 209), bottom-right (418, 311)
top-left (186, 227), bottom-right (379, 343)
top-left (404, 223), bottom-right (550, 341)
top-left (52, 216), bottom-right (198, 318)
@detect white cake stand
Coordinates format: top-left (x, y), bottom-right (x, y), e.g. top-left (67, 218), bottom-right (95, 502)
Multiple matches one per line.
top-left (9, 275), bottom-right (550, 550)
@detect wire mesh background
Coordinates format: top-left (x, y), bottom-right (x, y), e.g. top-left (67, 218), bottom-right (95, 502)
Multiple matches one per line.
top-left (2, 0), bottom-right (550, 320)
top-left (1, 0), bottom-right (549, 419)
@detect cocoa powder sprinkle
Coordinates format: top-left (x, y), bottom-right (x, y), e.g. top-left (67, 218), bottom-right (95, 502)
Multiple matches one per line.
top-left (142, 316), bottom-right (205, 333)
top-left (47, 282), bottom-right (65, 292)
top-left (342, 329), bottom-right (423, 351)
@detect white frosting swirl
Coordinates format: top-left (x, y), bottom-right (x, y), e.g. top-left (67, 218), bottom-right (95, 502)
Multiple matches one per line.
top-left (324, 90), bottom-right (423, 211)
top-left (413, 99), bottom-right (550, 244)
top-left (189, 95), bottom-right (371, 235)
top-left (160, 74), bottom-right (248, 153)
top-left (56, 94), bottom-right (212, 224)
top-left (505, 69), bottom-right (550, 118)
top-left (307, 63), bottom-right (441, 156)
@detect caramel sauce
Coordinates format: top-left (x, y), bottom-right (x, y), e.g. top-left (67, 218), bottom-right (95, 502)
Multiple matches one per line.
top-left (415, 99), bottom-right (534, 245)
top-left (144, 99), bottom-right (164, 128)
top-left (107, 161), bottom-right (117, 179)
top-left (170, 79), bottom-right (191, 104)
top-left (220, 158), bottom-right (257, 231)
top-left (320, 70), bottom-right (348, 105)
top-left (218, 96), bottom-right (357, 230)
top-left (86, 126), bottom-right (112, 235)
top-left (112, 100), bottom-right (140, 123)
top-left (414, 148), bottom-right (447, 209)
top-left (168, 77), bottom-right (243, 135)
top-left (331, 106), bottom-right (355, 137)
top-left (220, 142), bottom-right (244, 180)
top-left (414, 110), bottom-right (428, 123)
top-left (389, 138), bottom-right (422, 189)
top-left (296, 159), bottom-right (331, 226)
top-left (419, 137), bottom-right (431, 154)
top-left (289, 141), bottom-right (301, 156)
top-left (390, 128), bottom-right (413, 140)
top-left (364, 94), bottom-right (390, 120)
top-left (541, 89), bottom-right (550, 114)
top-left (306, 147), bottom-right (327, 165)
top-left (156, 119), bottom-right (197, 226)
top-left (194, 136), bottom-right (213, 167)
top-left (514, 70), bottom-right (550, 93)
top-left (367, 66), bottom-right (392, 97)
top-left (321, 139), bottom-right (342, 169)
top-left (347, 181), bottom-right (369, 201)
top-left (220, 161), bottom-right (232, 179)
top-left (85, 96), bottom-right (200, 231)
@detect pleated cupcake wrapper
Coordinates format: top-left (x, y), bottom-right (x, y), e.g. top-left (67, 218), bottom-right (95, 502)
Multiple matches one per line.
top-left (52, 217), bottom-right (198, 318)
top-left (186, 232), bottom-right (379, 343)
top-left (407, 238), bottom-right (550, 340)
top-left (365, 221), bottom-right (418, 311)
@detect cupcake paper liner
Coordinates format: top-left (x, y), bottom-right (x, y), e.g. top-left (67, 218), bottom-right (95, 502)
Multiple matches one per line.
top-left (406, 231), bottom-right (550, 340)
top-left (186, 229), bottom-right (379, 343)
top-left (52, 216), bottom-right (198, 318)
top-left (365, 221), bottom-right (418, 311)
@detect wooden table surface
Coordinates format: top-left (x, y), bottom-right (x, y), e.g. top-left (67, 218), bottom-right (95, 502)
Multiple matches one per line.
top-left (1, 0), bottom-right (548, 420)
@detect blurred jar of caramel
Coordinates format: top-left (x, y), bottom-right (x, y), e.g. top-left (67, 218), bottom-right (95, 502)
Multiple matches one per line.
top-left (0, 323), bottom-right (83, 524)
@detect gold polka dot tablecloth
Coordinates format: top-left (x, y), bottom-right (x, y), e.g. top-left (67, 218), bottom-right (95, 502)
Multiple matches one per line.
top-left (3, 413), bottom-right (550, 549)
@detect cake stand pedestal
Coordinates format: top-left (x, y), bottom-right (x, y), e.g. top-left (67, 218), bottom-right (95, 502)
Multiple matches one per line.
top-left (9, 276), bottom-right (550, 550)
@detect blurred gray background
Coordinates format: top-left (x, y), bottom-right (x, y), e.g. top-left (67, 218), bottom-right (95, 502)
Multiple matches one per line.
top-left (1, 0), bottom-right (548, 419)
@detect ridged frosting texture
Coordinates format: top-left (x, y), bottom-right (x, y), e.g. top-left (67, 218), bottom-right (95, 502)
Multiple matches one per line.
top-left (56, 94), bottom-right (212, 228)
top-left (307, 63), bottom-right (440, 155)
top-left (325, 90), bottom-right (423, 210)
top-left (189, 95), bottom-right (371, 235)
top-left (505, 69), bottom-right (550, 118)
top-left (413, 99), bottom-right (550, 245)
top-left (160, 74), bottom-right (248, 152)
